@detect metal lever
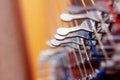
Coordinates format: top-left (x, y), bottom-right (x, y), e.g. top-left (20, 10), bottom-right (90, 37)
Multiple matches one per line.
top-left (57, 20), bottom-right (93, 36)
top-left (60, 11), bottom-right (102, 22)
top-left (54, 33), bottom-right (88, 40)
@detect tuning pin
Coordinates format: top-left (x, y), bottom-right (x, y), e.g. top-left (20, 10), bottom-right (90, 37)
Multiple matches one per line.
top-left (46, 40), bottom-right (56, 48)
top-left (56, 27), bottom-right (91, 36)
top-left (60, 13), bottom-right (86, 21)
top-left (49, 38), bottom-right (82, 46)
top-left (54, 32), bottom-right (88, 40)
top-left (47, 40), bottom-right (74, 51)
top-left (54, 34), bottom-right (65, 40)
top-left (47, 39), bottom-right (79, 52)
top-left (60, 11), bottom-right (101, 22)
top-left (57, 20), bottom-right (93, 36)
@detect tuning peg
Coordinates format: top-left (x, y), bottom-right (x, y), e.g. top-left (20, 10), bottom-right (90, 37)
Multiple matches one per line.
top-left (46, 40), bottom-right (56, 48)
top-left (57, 20), bottom-right (93, 36)
top-left (60, 11), bottom-right (101, 22)
top-left (49, 38), bottom-right (82, 46)
top-left (47, 37), bottom-right (96, 49)
top-left (60, 13), bottom-right (86, 21)
top-left (54, 33), bottom-right (88, 40)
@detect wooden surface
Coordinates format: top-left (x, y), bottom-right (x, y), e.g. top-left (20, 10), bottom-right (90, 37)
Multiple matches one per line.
top-left (19, 0), bottom-right (69, 79)
top-left (0, 0), bottom-right (30, 80)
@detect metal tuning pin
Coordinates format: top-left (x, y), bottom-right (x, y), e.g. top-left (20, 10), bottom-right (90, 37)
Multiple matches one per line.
top-left (54, 32), bottom-right (89, 40)
top-left (60, 13), bottom-right (86, 21)
top-left (46, 40), bottom-right (56, 48)
top-left (57, 20), bottom-right (93, 36)
top-left (54, 29), bottom-right (103, 41)
top-left (60, 11), bottom-right (102, 22)
top-left (47, 38), bottom-right (85, 52)
top-left (49, 38), bottom-right (82, 47)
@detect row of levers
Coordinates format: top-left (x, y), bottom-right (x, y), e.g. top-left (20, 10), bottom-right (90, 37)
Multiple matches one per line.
top-left (38, 0), bottom-right (120, 80)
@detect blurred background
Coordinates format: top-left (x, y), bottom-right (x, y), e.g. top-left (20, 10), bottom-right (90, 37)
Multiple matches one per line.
top-left (0, 0), bottom-right (69, 80)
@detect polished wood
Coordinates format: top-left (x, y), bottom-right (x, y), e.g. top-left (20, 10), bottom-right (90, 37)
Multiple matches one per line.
top-left (0, 0), bottom-right (30, 80)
